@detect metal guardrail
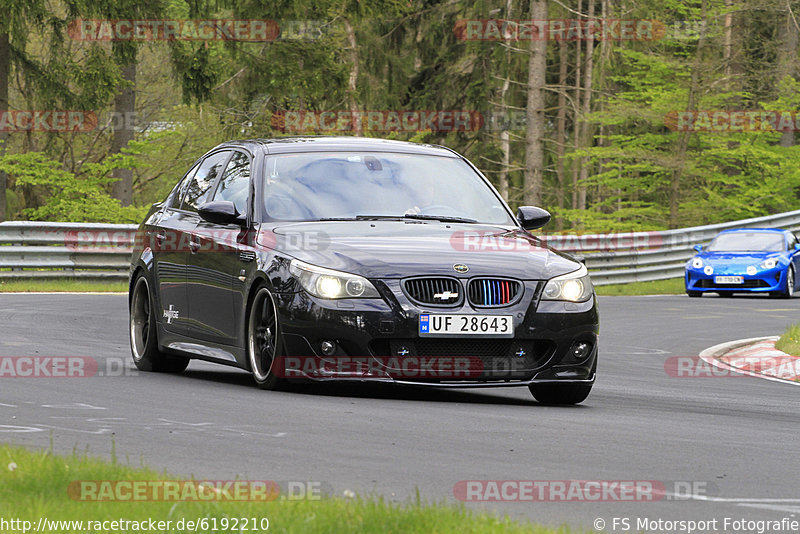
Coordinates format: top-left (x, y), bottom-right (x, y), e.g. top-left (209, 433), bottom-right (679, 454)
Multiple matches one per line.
top-left (3, 209), bottom-right (800, 285)
top-left (0, 222), bottom-right (134, 281)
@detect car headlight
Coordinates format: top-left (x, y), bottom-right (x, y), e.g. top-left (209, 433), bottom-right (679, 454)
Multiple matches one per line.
top-left (760, 258), bottom-right (777, 270)
top-left (691, 257), bottom-right (703, 269)
top-left (542, 264), bottom-right (594, 302)
top-left (289, 259), bottom-right (380, 299)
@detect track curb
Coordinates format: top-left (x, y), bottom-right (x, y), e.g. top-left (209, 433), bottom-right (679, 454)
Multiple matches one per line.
top-left (699, 336), bottom-right (800, 386)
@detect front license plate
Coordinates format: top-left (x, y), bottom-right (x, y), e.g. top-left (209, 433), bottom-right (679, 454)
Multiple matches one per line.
top-left (715, 276), bottom-right (744, 284)
top-left (419, 314), bottom-right (514, 337)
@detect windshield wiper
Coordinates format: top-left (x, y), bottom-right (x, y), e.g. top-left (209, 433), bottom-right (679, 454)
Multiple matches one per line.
top-left (401, 213), bottom-right (478, 223)
top-left (317, 215), bottom-right (405, 221)
top-left (317, 214), bottom-right (478, 223)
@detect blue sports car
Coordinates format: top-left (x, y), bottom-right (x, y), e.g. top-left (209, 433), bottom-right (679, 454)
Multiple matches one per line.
top-left (685, 228), bottom-right (800, 298)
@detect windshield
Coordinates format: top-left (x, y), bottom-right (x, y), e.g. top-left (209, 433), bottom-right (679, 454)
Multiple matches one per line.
top-left (261, 152), bottom-right (515, 224)
top-left (706, 232), bottom-right (785, 252)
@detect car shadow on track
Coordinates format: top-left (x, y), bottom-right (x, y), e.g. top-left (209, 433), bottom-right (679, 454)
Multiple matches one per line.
top-left (178, 368), bottom-right (569, 407)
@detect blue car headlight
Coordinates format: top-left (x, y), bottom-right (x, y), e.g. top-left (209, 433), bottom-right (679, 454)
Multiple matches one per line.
top-left (691, 257), bottom-right (703, 269)
top-left (760, 258), bottom-right (777, 270)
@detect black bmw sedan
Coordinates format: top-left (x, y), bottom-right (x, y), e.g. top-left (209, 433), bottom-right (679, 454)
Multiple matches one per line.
top-left (128, 137), bottom-right (598, 404)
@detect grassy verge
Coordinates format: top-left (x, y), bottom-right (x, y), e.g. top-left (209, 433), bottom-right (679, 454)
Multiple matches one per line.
top-left (0, 444), bottom-right (561, 534)
top-left (594, 277), bottom-right (684, 296)
top-left (775, 324), bottom-right (800, 356)
top-left (0, 278), bottom-right (127, 293)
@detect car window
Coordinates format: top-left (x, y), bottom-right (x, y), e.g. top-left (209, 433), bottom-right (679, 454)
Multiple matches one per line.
top-left (166, 162), bottom-right (200, 209)
top-left (261, 152), bottom-right (514, 224)
top-left (707, 232), bottom-right (784, 252)
top-left (787, 233), bottom-right (797, 250)
top-left (212, 151), bottom-right (250, 216)
top-left (181, 151), bottom-right (231, 212)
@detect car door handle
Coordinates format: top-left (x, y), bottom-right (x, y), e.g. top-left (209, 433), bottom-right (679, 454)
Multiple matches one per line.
top-left (189, 240), bottom-right (201, 253)
top-left (155, 232), bottom-right (167, 244)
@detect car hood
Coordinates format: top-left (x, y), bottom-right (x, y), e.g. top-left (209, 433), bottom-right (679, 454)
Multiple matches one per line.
top-left (699, 251), bottom-right (782, 264)
top-left (259, 221), bottom-right (582, 280)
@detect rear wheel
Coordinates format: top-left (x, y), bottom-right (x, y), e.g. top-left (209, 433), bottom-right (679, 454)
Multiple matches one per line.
top-left (129, 274), bottom-right (189, 373)
top-left (247, 286), bottom-right (289, 390)
top-left (529, 382), bottom-right (593, 405)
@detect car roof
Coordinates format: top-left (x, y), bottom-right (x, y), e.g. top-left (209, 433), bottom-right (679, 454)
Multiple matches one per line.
top-left (214, 136), bottom-right (460, 157)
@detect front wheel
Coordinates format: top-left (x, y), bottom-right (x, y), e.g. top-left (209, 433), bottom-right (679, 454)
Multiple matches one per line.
top-left (129, 275), bottom-right (189, 373)
top-left (247, 286), bottom-right (289, 390)
top-left (529, 382), bottom-right (593, 405)
top-left (780, 267), bottom-right (795, 299)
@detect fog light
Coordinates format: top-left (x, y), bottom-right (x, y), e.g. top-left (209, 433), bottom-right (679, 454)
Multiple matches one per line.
top-left (570, 342), bottom-right (591, 361)
top-left (746, 266), bottom-right (757, 276)
top-left (320, 340), bottom-right (337, 356)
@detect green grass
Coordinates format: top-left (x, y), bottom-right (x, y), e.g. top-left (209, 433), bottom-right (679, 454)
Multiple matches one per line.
top-left (594, 277), bottom-right (685, 296)
top-left (775, 324), bottom-right (800, 356)
top-left (0, 278), bottom-right (127, 293)
top-left (0, 444), bottom-right (564, 534)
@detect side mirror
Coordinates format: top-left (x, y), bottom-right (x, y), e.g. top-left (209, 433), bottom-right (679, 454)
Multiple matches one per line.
top-left (794, 243), bottom-right (800, 251)
top-left (516, 206), bottom-right (551, 230)
top-left (693, 244), bottom-right (703, 252)
top-left (199, 201), bottom-right (243, 225)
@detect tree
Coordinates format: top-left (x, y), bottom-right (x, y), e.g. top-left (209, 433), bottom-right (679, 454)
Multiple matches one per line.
top-left (0, 0), bottom-right (49, 221)
top-left (524, 1), bottom-right (548, 206)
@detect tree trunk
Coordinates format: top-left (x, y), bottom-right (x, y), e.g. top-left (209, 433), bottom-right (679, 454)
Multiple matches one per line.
top-left (497, 0), bottom-right (513, 202)
top-left (0, 32), bottom-right (9, 221)
top-left (571, 0), bottom-right (582, 211)
top-left (577, 0), bottom-right (595, 211)
top-left (555, 38), bottom-right (567, 229)
top-left (670, 3), bottom-right (708, 228)
top-left (723, 0), bottom-right (733, 80)
top-left (524, 0), bottom-right (548, 207)
top-left (343, 18), bottom-right (362, 136)
top-left (111, 56), bottom-right (136, 206)
top-left (777, 5), bottom-right (798, 147)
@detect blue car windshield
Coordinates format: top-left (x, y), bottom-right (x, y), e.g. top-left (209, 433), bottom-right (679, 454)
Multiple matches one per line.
top-left (707, 232), bottom-right (784, 252)
top-left (261, 152), bottom-right (514, 224)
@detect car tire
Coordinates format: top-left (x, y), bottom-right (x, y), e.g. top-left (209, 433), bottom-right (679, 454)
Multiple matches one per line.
top-left (529, 382), bottom-right (593, 405)
top-left (687, 291), bottom-right (701, 298)
top-left (780, 267), bottom-right (795, 299)
top-left (247, 285), bottom-right (290, 390)
top-left (129, 274), bottom-right (189, 373)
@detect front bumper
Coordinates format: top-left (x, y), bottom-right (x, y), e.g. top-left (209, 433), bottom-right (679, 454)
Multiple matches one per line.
top-left (273, 279), bottom-right (599, 387)
top-left (685, 267), bottom-right (785, 293)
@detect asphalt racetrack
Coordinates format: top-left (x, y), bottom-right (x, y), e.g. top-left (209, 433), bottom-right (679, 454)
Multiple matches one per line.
top-left (1, 293), bottom-right (799, 530)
